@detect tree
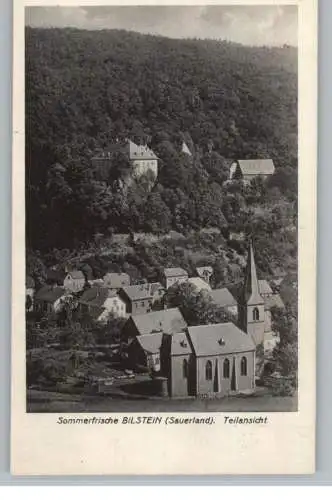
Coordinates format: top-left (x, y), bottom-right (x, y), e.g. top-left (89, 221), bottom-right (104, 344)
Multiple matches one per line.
top-left (270, 306), bottom-right (298, 391)
top-left (143, 192), bottom-right (172, 233)
top-left (164, 282), bottom-right (230, 326)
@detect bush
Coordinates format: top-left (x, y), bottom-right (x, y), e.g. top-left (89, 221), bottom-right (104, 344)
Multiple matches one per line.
top-left (271, 377), bottom-right (296, 397)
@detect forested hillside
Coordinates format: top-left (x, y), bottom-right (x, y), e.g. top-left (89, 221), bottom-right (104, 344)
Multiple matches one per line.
top-left (26, 27), bottom-right (297, 278)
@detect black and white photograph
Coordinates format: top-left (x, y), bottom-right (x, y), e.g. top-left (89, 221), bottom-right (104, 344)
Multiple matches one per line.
top-left (24, 4), bottom-right (299, 414)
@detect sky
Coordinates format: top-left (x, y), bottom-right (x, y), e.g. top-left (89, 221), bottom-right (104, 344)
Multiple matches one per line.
top-left (25, 5), bottom-right (298, 47)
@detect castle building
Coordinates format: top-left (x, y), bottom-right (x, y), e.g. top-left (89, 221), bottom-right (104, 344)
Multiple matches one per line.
top-left (92, 139), bottom-right (158, 183)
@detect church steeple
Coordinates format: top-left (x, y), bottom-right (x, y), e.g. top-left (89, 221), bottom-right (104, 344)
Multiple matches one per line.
top-left (242, 239), bottom-right (264, 305)
top-left (239, 238), bottom-right (265, 346)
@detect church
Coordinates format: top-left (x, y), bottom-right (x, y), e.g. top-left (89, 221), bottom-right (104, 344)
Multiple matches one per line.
top-left (126, 240), bottom-right (282, 398)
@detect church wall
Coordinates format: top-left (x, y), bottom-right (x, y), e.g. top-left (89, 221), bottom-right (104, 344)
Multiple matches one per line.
top-left (245, 303), bottom-right (265, 345)
top-left (169, 354), bottom-right (192, 398)
top-left (132, 159), bottom-right (158, 178)
top-left (195, 352), bottom-right (255, 396)
top-left (264, 310), bottom-right (272, 332)
top-left (247, 321), bottom-right (265, 346)
top-left (237, 351), bottom-right (255, 392)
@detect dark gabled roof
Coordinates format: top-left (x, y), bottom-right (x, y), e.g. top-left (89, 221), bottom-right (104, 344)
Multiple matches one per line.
top-left (210, 288), bottom-right (237, 308)
top-left (163, 267), bottom-right (188, 278)
top-left (87, 305), bottom-right (105, 320)
top-left (187, 323), bottom-right (255, 357)
top-left (103, 272), bottom-right (130, 289)
top-left (234, 159), bottom-right (275, 176)
top-left (121, 282), bottom-right (163, 301)
top-left (130, 308), bottom-right (187, 336)
top-left (78, 287), bottom-right (118, 308)
top-left (136, 333), bottom-right (163, 354)
top-left (35, 286), bottom-right (67, 303)
top-left (265, 293), bottom-right (285, 311)
top-left (258, 279), bottom-right (273, 296)
top-left (227, 282), bottom-right (244, 303)
top-left (188, 277), bottom-right (212, 291)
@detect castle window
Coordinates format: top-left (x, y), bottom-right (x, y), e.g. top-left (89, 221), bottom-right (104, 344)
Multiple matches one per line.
top-left (223, 358), bottom-right (230, 378)
top-left (241, 356), bottom-right (248, 376)
top-left (205, 360), bottom-right (212, 381)
top-left (183, 359), bottom-right (188, 379)
top-left (253, 307), bottom-right (260, 321)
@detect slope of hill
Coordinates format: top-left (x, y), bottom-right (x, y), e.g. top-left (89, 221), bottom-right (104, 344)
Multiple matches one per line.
top-left (26, 27), bottom-right (298, 265)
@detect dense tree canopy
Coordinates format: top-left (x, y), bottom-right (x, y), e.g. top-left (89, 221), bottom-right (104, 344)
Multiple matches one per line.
top-left (26, 27), bottom-right (297, 254)
top-left (165, 281), bottom-right (231, 326)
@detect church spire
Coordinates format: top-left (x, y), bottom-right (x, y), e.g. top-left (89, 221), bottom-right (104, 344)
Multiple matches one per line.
top-left (242, 239), bottom-right (264, 305)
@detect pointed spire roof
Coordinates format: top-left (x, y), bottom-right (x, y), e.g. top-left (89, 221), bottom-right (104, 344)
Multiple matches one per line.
top-left (181, 141), bottom-right (192, 156)
top-left (242, 239), bottom-right (264, 305)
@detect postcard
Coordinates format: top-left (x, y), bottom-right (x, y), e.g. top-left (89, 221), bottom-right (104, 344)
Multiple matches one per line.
top-left (11, 0), bottom-right (317, 475)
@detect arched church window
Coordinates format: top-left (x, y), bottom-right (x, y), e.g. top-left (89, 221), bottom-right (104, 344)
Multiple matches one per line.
top-left (253, 307), bottom-right (260, 321)
top-left (183, 359), bottom-right (188, 379)
top-left (241, 356), bottom-right (248, 376)
top-left (205, 360), bottom-right (212, 381)
top-left (223, 358), bottom-right (230, 378)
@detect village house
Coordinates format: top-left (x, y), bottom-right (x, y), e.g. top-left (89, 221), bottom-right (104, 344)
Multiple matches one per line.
top-left (162, 267), bottom-right (188, 289)
top-left (128, 334), bottom-right (163, 373)
top-left (229, 159), bottom-right (275, 182)
top-left (34, 286), bottom-right (69, 314)
top-left (196, 266), bottom-right (213, 284)
top-left (263, 293), bottom-right (285, 333)
top-left (258, 280), bottom-right (274, 299)
top-left (188, 277), bottom-right (212, 292)
top-left (103, 272), bottom-right (130, 291)
top-left (210, 288), bottom-right (238, 318)
top-left (92, 139), bottom-right (158, 182)
top-left (26, 276), bottom-right (35, 312)
top-left (123, 307), bottom-right (187, 342)
top-left (63, 270), bottom-right (86, 293)
top-left (78, 286), bottom-right (126, 322)
top-left (119, 282), bottom-right (165, 316)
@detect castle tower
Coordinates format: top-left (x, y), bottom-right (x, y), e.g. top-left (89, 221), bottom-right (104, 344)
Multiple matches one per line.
top-left (239, 240), bottom-right (265, 346)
